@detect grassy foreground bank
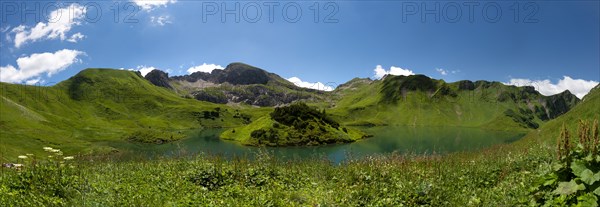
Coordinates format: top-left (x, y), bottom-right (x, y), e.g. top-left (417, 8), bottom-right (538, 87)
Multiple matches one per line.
top-left (0, 137), bottom-right (553, 206)
top-left (2, 115), bottom-right (599, 206)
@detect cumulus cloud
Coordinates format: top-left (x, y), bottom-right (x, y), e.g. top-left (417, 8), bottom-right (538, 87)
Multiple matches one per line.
top-left (287, 77), bottom-right (334, 91)
top-left (504, 76), bottom-right (599, 99)
top-left (187, 63), bottom-right (224, 74)
top-left (0, 65), bottom-right (18, 82)
top-left (11, 4), bottom-right (87, 48)
top-left (132, 0), bottom-right (177, 11)
top-left (0, 49), bottom-right (84, 83)
top-left (151, 15), bottom-right (172, 26)
top-left (373, 65), bottom-right (414, 79)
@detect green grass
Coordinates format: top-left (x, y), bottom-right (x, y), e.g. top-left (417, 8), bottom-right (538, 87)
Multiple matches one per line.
top-left (10, 111), bottom-right (596, 206)
top-left (0, 142), bottom-right (554, 206)
top-left (221, 103), bottom-right (366, 146)
top-left (221, 115), bottom-right (274, 143)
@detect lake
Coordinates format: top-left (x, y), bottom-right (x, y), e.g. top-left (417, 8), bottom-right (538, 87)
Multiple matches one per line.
top-left (113, 126), bottom-right (525, 163)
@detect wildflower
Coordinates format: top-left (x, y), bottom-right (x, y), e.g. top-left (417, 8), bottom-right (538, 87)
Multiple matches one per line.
top-left (51, 149), bottom-right (61, 153)
top-left (26, 153), bottom-right (33, 156)
top-left (13, 164), bottom-right (23, 167)
top-left (43, 147), bottom-right (53, 151)
top-left (18, 155), bottom-right (27, 159)
top-left (63, 156), bottom-right (74, 160)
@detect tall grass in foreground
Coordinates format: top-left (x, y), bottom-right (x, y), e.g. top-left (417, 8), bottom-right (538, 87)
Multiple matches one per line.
top-left (2, 120), bottom-right (597, 206)
top-left (529, 120), bottom-right (600, 206)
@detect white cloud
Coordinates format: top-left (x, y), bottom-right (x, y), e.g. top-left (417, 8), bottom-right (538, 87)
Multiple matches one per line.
top-left (187, 63), bottom-right (224, 74)
top-left (0, 49), bottom-right (84, 83)
top-left (137, 65), bottom-right (157, 77)
top-left (132, 0), bottom-right (177, 11)
top-left (11, 4), bottom-right (86, 48)
top-left (25, 78), bottom-right (41, 85)
top-left (0, 65), bottom-right (19, 82)
top-left (436, 68), bottom-right (460, 76)
top-left (373, 65), bottom-right (414, 79)
top-left (151, 15), bottom-right (172, 26)
top-left (436, 68), bottom-right (448, 75)
top-left (287, 77), bottom-right (334, 91)
top-left (504, 76), bottom-right (599, 99)
top-left (67, 32), bottom-right (85, 43)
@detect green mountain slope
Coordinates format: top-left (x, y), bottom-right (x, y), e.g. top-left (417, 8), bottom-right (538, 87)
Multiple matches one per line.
top-left (523, 84), bottom-right (600, 144)
top-left (330, 74), bottom-right (580, 130)
top-left (0, 69), bottom-right (269, 159)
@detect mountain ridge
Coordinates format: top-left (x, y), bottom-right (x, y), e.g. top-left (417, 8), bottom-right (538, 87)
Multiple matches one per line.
top-left (521, 82), bottom-right (599, 145)
top-left (136, 63), bottom-right (581, 131)
top-left (147, 63), bottom-right (328, 106)
top-left (329, 72), bottom-right (580, 130)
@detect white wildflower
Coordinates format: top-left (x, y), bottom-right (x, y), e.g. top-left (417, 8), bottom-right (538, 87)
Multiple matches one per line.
top-left (43, 147), bottom-right (53, 151)
top-left (18, 155), bottom-right (27, 159)
top-left (63, 156), bottom-right (74, 160)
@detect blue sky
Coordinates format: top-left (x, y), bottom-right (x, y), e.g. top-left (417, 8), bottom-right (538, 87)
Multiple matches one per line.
top-left (1, 1), bottom-right (599, 97)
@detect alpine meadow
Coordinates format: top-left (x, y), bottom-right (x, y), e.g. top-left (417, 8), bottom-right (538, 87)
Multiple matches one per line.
top-left (1, 1), bottom-right (599, 206)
